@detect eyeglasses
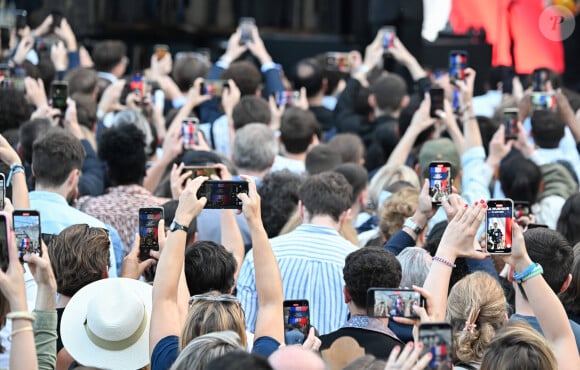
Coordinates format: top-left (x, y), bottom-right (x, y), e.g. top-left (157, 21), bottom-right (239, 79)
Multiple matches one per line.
top-left (188, 294), bottom-right (239, 305)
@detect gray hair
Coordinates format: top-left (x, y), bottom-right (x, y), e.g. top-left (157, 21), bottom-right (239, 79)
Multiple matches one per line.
top-left (233, 123), bottom-right (278, 172)
top-left (112, 109), bottom-right (155, 156)
top-left (170, 331), bottom-right (244, 370)
top-left (396, 247), bottom-right (431, 288)
top-left (368, 164), bottom-right (420, 209)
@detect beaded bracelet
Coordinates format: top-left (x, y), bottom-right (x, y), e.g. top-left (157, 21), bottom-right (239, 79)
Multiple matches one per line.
top-left (6, 311), bottom-right (35, 321)
top-left (432, 256), bottom-right (456, 268)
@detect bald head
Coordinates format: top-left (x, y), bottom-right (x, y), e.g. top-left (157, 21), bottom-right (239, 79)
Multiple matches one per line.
top-left (269, 346), bottom-right (326, 370)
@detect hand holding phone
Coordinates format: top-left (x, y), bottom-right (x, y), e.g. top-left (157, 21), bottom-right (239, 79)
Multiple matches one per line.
top-left (51, 80), bottom-right (68, 113)
top-left (380, 26), bottom-right (396, 49)
top-left (239, 17), bottom-right (256, 44)
top-left (367, 288), bottom-right (425, 318)
top-left (503, 108), bottom-right (519, 141)
top-left (419, 323), bottom-right (453, 370)
top-left (284, 300), bottom-right (310, 345)
top-left (0, 212), bottom-right (10, 272)
top-left (13, 210), bottom-right (42, 262)
top-left (486, 199), bottom-right (513, 254)
top-left (276, 90), bottom-right (301, 107)
top-left (429, 162), bottom-right (452, 205)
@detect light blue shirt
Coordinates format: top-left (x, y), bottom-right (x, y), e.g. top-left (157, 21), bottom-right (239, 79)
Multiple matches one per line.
top-left (472, 90), bottom-right (502, 118)
top-left (199, 115), bottom-right (230, 157)
top-left (29, 191), bottom-right (119, 277)
top-left (237, 224), bottom-right (358, 335)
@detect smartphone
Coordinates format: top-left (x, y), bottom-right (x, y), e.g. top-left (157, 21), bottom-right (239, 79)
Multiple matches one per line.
top-left (182, 166), bottom-right (222, 181)
top-left (283, 300), bottom-right (310, 345)
top-left (51, 11), bottom-right (63, 30)
top-left (13, 210), bottom-right (41, 262)
top-left (276, 90), bottom-right (300, 107)
top-left (502, 67), bottom-right (515, 95)
top-left (35, 37), bottom-right (57, 53)
top-left (531, 92), bottom-right (556, 111)
top-left (239, 17), bottom-right (255, 44)
top-left (15, 10), bottom-right (27, 30)
top-left (429, 161), bottom-right (452, 205)
top-left (200, 80), bottom-right (229, 97)
top-left (130, 72), bottom-right (145, 99)
top-left (0, 173), bottom-right (5, 210)
top-left (196, 181), bottom-right (248, 209)
top-left (1, 27), bottom-right (10, 50)
top-left (0, 212), bottom-right (10, 272)
top-left (12, 67), bottom-right (25, 92)
top-left (514, 200), bottom-right (531, 219)
top-left (486, 199), bottom-right (514, 254)
top-left (181, 117), bottom-right (200, 150)
top-left (429, 88), bottom-right (444, 118)
top-left (324, 52), bottom-right (351, 73)
top-left (154, 44), bottom-right (169, 60)
top-left (419, 323), bottom-right (453, 370)
top-left (51, 80), bottom-right (68, 112)
top-left (503, 108), bottom-right (519, 141)
top-left (449, 50), bottom-right (468, 82)
top-left (138, 207), bottom-right (163, 261)
top-left (380, 26), bottom-right (396, 49)
top-left (533, 68), bottom-right (549, 92)
top-left (366, 288), bottom-right (425, 318)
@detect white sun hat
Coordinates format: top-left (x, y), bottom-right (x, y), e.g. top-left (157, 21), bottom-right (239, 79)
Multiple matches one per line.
top-left (60, 278), bottom-right (152, 370)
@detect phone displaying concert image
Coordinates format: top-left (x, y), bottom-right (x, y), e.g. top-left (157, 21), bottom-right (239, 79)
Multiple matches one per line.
top-left (419, 323), bottom-right (453, 370)
top-left (449, 50), bottom-right (468, 82)
top-left (13, 210), bottom-right (41, 262)
top-left (429, 162), bottom-right (451, 205)
top-left (486, 199), bottom-right (513, 254)
top-left (283, 300), bottom-right (310, 345)
top-left (138, 207), bottom-right (163, 261)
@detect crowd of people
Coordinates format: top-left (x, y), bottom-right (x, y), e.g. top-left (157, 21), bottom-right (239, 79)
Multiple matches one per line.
top-left (0, 10), bottom-right (580, 370)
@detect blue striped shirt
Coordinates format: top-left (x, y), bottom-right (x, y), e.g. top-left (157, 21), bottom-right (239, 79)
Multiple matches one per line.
top-left (237, 224), bottom-right (358, 335)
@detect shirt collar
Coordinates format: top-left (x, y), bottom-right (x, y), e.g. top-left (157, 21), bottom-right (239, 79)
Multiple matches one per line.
top-left (295, 224), bottom-right (341, 236)
top-left (97, 71), bottom-right (118, 83)
top-left (29, 190), bottom-right (69, 205)
top-left (344, 315), bottom-right (400, 340)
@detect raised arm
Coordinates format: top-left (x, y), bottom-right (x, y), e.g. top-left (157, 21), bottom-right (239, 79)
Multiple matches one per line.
top-left (385, 95), bottom-right (435, 168)
top-left (0, 134), bottom-right (29, 208)
top-left (458, 68), bottom-right (483, 153)
top-left (149, 176), bottom-right (207, 356)
top-left (503, 226), bottom-right (580, 368)
top-left (238, 176), bottom-right (284, 344)
top-left (422, 199), bottom-right (486, 320)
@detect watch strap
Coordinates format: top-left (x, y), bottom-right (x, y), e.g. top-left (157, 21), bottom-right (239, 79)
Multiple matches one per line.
top-left (170, 220), bottom-right (188, 233)
top-left (403, 217), bottom-right (424, 235)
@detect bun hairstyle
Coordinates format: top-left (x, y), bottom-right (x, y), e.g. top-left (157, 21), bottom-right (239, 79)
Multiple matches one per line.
top-left (446, 272), bottom-right (507, 364)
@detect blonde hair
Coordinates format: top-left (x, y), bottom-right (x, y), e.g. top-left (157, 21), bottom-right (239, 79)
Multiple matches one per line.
top-left (368, 164), bottom-right (420, 209)
top-left (378, 187), bottom-right (419, 240)
top-left (480, 321), bottom-right (557, 370)
top-left (171, 331), bottom-right (243, 370)
top-left (446, 272), bottom-right (507, 364)
top-left (180, 291), bottom-right (247, 350)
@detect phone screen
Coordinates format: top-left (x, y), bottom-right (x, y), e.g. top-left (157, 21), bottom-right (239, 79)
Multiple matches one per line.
top-left (514, 201), bottom-right (530, 219)
top-left (503, 108), bottom-right (519, 140)
top-left (419, 323), bottom-right (453, 370)
top-left (182, 166), bottom-right (221, 181)
top-left (429, 162), bottom-right (451, 205)
top-left (325, 52), bottom-right (351, 73)
top-left (367, 288), bottom-right (424, 318)
top-left (276, 91), bottom-right (300, 106)
top-left (486, 199), bottom-right (513, 254)
top-left (12, 67), bottom-right (26, 92)
top-left (0, 214), bottom-right (9, 272)
top-left (201, 80), bottom-right (228, 97)
top-left (130, 73), bottom-right (145, 97)
top-left (13, 210), bottom-right (41, 262)
top-left (139, 207), bottom-right (163, 261)
top-left (239, 17), bottom-right (255, 44)
top-left (531, 92), bottom-right (556, 111)
top-left (429, 88), bottom-right (444, 118)
top-left (533, 69), bottom-right (549, 92)
top-left (181, 117), bottom-right (199, 150)
top-left (449, 51), bottom-right (468, 82)
top-left (380, 26), bottom-right (396, 48)
top-left (196, 181), bottom-right (248, 209)
top-left (51, 81), bottom-right (68, 111)
top-left (284, 300), bottom-right (310, 345)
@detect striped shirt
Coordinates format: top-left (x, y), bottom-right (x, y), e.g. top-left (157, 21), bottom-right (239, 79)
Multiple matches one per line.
top-left (237, 224), bottom-right (358, 335)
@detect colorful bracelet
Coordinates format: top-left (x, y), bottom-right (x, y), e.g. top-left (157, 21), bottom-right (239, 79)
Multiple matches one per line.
top-left (514, 263), bottom-right (543, 284)
top-left (432, 256), bottom-right (456, 269)
top-left (6, 163), bottom-right (25, 187)
top-left (6, 311), bottom-right (35, 321)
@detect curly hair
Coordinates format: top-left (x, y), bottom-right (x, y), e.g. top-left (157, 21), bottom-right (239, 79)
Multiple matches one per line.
top-left (258, 170), bottom-right (304, 238)
top-left (343, 247), bottom-right (402, 308)
top-left (378, 187), bottom-right (418, 240)
top-left (98, 123), bottom-right (147, 186)
top-left (446, 272), bottom-right (507, 364)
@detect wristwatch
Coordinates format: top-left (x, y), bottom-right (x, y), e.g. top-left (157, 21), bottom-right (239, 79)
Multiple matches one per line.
top-left (403, 217), bottom-right (424, 235)
top-left (169, 220), bottom-right (188, 233)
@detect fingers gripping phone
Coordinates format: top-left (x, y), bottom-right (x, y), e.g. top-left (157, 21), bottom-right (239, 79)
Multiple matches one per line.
top-left (284, 300), bottom-right (310, 345)
top-left (13, 210), bottom-right (41, 262)
top-left (138, 207), bottom-right (164, 261)
top-left (429, 162), bottom-right (452, 205)
top-left (367, 288), bottom-right (425, 319)
top-left (196, 181), bottom-right (248, 209)
top-left (419, 323), bottom-right (453, 370)
top-left (486, 199), bottom-right (514, 254)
